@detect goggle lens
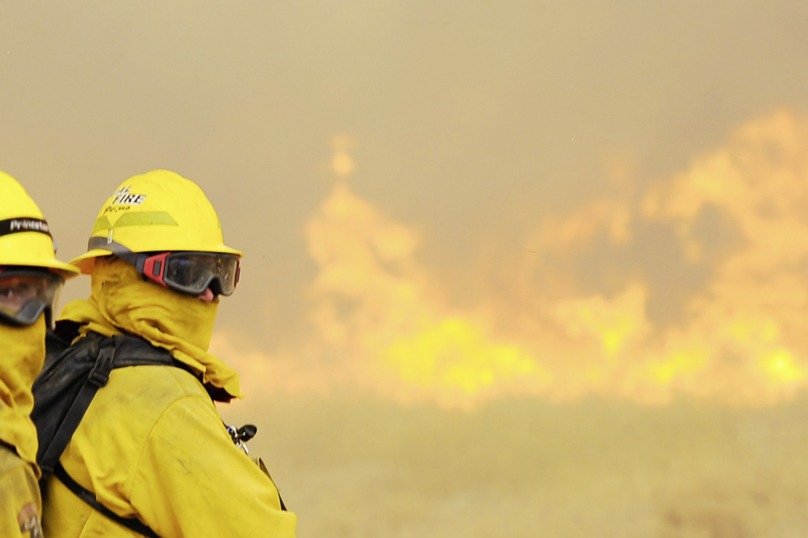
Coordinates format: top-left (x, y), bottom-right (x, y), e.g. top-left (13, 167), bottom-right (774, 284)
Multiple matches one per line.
top-left (0, 271), bottom-right (63, 326)
top-left (159, 253), bottom-right (240, 296)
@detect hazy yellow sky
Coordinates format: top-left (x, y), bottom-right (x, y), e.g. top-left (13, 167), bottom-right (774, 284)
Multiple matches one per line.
top-left (3, 1), bottom-right (808, 407)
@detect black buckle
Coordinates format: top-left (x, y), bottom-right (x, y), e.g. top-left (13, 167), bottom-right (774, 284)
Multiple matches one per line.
top-left (88, 346), bottom-right (115, 387)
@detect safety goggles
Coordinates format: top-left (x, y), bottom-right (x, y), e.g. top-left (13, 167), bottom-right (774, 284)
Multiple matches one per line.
top-left (88, 238), bottom-right (240, 297)
top-left (141, 251), bottom-right (240, 296)
top-left (0, 269), bottom-right (64, 327)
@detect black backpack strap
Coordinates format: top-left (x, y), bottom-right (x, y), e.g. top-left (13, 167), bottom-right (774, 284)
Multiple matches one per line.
top-left (38, 333), bottom-right (171, 537)
top-left (38, 335), bottom-right (175, 482)
top-left (38, 339), bottom-right (116, 481)
top-left (53, 462), bottom-right (160, 538)
top-left (111, 336), bottom-right (174, 367)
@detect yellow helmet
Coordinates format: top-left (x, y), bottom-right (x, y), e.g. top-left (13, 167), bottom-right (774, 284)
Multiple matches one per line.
top-left (0, 171), bottom-right (79, 278)
top-left (71, 170), bottom-right (242, 274)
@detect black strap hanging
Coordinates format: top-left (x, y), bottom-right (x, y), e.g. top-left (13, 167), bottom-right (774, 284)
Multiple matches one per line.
top-left (53, 462), bottom-right (159, 538)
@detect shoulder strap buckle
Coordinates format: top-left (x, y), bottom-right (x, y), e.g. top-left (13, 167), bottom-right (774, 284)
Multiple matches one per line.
top-left (87, 345), bottom-right (115, 387)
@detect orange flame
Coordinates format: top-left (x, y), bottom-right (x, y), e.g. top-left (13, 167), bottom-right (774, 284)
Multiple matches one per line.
top-left (212, 108), bottom-right (808, 407)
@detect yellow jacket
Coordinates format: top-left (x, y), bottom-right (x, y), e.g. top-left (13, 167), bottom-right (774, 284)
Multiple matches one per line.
top-left (41, 360), bottom-right (297, 537)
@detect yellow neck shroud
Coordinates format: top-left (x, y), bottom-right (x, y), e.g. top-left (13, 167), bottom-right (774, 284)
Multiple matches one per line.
top-left (59, 256), bottom-right (242, 399)
top-left (0, 317), bottom-right (46, 467)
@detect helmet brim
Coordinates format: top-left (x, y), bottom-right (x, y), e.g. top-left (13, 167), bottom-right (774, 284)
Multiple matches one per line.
top-left (1, 255), bottom-right (80, 279)
top-left (39, 258), bottom-right (81, 279)
top-left (69, 248), bottom-right (114, 274)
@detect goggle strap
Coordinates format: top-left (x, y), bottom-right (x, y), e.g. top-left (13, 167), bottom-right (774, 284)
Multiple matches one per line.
top-left (87, 237), bottom-right (146, 272)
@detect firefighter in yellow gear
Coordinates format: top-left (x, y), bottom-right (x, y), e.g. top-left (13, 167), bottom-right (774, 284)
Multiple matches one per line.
top-left (0, 171), bottom-right (78, 537)
top-left (40, 170), bottom-right (297, 537)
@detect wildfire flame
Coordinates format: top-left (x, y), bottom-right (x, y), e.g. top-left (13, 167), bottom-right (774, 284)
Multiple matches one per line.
top-left (212, 109), bottom-right (808, 407)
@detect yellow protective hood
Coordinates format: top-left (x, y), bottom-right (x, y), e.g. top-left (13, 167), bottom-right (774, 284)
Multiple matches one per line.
top-left (0, 317), bottom-right (46, 468)
top-left (59, 256), bottom-right (242, 399)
